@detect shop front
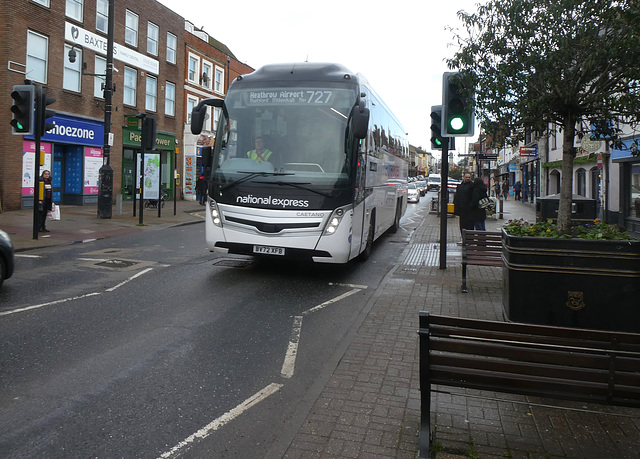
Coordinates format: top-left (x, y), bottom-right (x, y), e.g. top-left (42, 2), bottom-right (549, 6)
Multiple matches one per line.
top-left (612, 139), bottom-right (640, 235)
top-left (21, 114), bottom-right (104, 208)
top-left (121, 126), bottom-right (176, 202)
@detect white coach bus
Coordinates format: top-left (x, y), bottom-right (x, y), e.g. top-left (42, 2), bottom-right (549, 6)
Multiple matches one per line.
top-left (190, 62), bottom-right (409, 263)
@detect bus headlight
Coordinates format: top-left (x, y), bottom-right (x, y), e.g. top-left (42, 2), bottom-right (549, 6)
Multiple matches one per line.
top-left (209, 200), bottom-right (222, 227)
top-left (324, 206), bottom-right (348, 236)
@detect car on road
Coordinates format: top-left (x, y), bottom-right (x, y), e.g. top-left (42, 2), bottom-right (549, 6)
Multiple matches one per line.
top-left (414, 180), bottom-right (427, 196)
top-left (407, 183), bottom-right (420, 203)
top-left (0, 229), bottom-right (15, 288)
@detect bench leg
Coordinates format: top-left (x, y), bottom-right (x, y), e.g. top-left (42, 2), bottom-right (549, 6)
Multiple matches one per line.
top-left (419, 324), bottom-right (432, 459)
top-left (461, 263), bottom-right (468, 293)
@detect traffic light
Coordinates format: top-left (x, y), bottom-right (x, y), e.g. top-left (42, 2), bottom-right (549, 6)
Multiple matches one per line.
top-left (430, 105), bottom-right (444, 150)
top-left (10, 85), bottom-right (35, 135)
top-left (142, 115), bottom-right (157, 150)
top-left (442, 72), bottom-right (475, 137)
top-left (36, 87), bottom-right (56, 137)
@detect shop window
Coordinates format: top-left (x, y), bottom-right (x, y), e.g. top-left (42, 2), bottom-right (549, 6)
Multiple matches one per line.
top-left (631, 165), bottom-right (640, 218)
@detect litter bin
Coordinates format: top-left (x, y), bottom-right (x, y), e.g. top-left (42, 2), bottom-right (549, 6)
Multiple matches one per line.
top-left (536, 194), bottom-right (596, 223)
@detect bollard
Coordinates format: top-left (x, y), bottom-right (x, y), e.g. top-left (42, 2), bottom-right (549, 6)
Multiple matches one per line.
top-left (499, 198), bottom-right (504, 220)
top-left (116, 194), bottom-right (123, 216)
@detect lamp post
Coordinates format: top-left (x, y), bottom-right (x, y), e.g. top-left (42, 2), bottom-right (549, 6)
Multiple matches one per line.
top-left (97, 0), bottom-right (115, 218)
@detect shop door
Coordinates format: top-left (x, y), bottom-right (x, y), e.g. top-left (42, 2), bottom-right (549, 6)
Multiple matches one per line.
top-left (53, 145), bottom-right (64, 203)
top-left (122, 148), bottom-right (136, 201)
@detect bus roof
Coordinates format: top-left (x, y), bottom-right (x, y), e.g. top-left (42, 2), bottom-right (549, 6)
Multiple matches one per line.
top-left (233, 62), bottom-right (360, 85)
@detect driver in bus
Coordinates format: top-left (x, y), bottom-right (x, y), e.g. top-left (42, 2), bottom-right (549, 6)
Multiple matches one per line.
top-left (247, 137), bottom-right (274, 164)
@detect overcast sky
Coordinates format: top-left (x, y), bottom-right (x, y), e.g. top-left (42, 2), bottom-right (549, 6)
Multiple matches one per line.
top-left (158, 0), bottom-right (485, 157)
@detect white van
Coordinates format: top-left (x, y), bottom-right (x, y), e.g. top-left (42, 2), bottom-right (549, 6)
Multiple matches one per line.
top-left (427, 174), bottom-right (441, 191)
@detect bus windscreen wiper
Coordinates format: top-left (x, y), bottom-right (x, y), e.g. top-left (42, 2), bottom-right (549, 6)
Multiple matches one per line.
top-left (221, 171), bottom-right (293, 192)
top-left (273, 180), bottom-right (333, 198)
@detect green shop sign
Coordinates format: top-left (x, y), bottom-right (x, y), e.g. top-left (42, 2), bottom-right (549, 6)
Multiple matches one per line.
top-left (123, 127), bottom-right (176, 150)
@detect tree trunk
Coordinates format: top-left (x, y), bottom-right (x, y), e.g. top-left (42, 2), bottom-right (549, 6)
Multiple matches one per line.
top-left (557, 114), bottom-right (577, 235)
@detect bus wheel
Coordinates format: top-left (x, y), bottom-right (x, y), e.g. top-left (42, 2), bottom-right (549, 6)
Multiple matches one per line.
top-left (359, 217), bottom-right (375, 261)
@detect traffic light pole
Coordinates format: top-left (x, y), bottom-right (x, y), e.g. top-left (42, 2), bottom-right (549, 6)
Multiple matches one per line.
top-left (97, 0), bottom-right (115, 219)
top-left (32, 84), bottom-right (43, 240)
top-left (439, 137), bottom-right (449, 269)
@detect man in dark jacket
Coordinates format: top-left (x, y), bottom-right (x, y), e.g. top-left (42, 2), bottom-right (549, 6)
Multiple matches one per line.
top-left (453, 172), bottom-right (474, 236)
top-left (195, 175), bottom-right (208, 205)
top-left (469, 177), bottom-right (489, 230)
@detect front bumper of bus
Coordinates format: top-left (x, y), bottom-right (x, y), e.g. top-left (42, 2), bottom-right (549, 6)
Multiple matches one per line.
top-left (205, 201), bottom-right (354, 263)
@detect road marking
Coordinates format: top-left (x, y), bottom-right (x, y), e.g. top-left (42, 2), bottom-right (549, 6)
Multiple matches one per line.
top-left (0, 292), bottom-right (102, 316)
top-left (281, 316), bottom-right (303, 378)
top-left (14, 254), bottom-right (42, 258)
top-left (302, 288), bottom-right (361, 316)
top-left (158, 382), bottom-right (283, 458)
top-left (105, 267), bottom-right (153, 292)
top-left (329, 282), bottom-right (368, 289)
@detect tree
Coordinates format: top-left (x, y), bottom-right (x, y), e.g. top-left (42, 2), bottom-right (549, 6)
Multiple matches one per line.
top-left (447, 0), bottom-right (640, 234)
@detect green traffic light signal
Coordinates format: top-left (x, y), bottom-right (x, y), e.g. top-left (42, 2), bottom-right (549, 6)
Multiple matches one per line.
top-left (442, 72), bottom-right (475, 137)
top-left (10, 85), bottom-right (35, 136)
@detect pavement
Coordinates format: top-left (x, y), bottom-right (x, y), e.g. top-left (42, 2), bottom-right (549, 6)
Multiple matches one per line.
top-left (2, 197), bottom-right (639, 458)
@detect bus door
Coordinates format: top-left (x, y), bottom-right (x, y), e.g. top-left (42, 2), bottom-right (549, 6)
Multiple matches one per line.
top-left (350, 152), bottom-right (368, 259)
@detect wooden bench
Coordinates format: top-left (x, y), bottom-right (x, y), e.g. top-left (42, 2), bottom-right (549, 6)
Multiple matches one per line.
top-left (460, 229), bottom-right (502, 293)
top-left (418, 312), bottom-right (640, 459)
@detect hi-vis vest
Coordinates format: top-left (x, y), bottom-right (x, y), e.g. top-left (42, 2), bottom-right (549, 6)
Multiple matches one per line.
top-left (247, 149), bottom-right (273, 163)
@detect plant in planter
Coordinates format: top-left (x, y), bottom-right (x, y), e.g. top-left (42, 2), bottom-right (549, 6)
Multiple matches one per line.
top-left (501, 219), bottom-right (640, 332)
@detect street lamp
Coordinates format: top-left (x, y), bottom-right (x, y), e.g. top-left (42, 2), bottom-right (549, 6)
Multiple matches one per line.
top-left (66, 2), bottom-right (116, 218)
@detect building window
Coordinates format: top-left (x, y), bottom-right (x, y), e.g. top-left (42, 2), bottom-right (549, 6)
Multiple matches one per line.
top-left (166, 32), bottom-right (177, 64)
top-left (165, 81), bottom-right (175, 116)
top-left (631, 165), bottom-right (640, 218)
top-left (214, 66), bottom-right (224, 94)
top-left (186, 95), bottom-right (198, 124)
top-left (202, 61), bottom-right (212, 89)
top-left (188, 54), bottom-right (199, 83)
top-left (145, 75), bottom-right (157, 112)
top-left (33, 0), bottom-right (50, 6)
top-left (26, 30), bottom-right (48, 84)
top-left (63, 44), bottom-right (82, 92)
top-left (66, 0), bottom-right (83, 21)
top-left (576, 168), bottom-right (586, 197)
top-left (125, 10), bottom-right (138, 46)
top-left (147, 22), bottom-right (158, 56)
top-left (123, 67), bottom-right (137, 106)
top-left (96, 0), bottom-right (108, 33)
top-left (93, 55), bottom-right (106, 98)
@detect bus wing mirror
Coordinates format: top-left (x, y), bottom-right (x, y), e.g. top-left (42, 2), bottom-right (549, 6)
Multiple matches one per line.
top-left (190, 98), bottom-right (224, 135)
top-left (353, 107), bottom-right (369, 139)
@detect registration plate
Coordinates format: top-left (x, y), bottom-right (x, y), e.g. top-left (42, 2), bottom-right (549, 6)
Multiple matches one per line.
top-left (253, 245), bottom-right (285, 256)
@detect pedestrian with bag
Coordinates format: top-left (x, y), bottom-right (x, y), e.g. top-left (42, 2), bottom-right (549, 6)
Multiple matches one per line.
top-left (502, 179), bottom-right (509, 200)
top-left (39, 170), bottom-right (53, 232)
top-left (470, 177), bottom-right (489, 230)
top-left (454, 172), bottom-right (475, 239)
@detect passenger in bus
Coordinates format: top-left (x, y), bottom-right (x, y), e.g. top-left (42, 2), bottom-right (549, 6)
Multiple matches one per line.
top-left (246, 137), bottom-right (274, 164)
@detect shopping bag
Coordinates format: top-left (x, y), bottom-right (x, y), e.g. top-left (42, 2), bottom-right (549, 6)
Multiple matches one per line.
top-left (47, 203), bottom-right (60, 221)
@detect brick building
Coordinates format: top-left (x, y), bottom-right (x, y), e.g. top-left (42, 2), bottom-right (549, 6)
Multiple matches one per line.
top-left (0, 0), bottom-right (184, 211)
top-left (179, 22), bottom-right (253, 200)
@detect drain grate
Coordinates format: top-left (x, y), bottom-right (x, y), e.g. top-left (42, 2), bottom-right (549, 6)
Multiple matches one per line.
top-left (211, 258), bottom-right (254, 268)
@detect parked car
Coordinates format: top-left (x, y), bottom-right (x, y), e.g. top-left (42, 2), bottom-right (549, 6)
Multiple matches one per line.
top-left (0, 229), bottom-right (15, 288)
top-left (414, 180), bottom-right (427, 196)
top-left (407, 183), bottom-right (420, 203)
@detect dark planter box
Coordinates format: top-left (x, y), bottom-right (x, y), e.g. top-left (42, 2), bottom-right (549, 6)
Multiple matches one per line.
top-left (502, 230), bottom-right (640, 332)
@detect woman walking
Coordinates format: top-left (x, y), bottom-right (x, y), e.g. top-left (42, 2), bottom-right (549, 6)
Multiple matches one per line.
top-left (39, 170), bottom-right (53, 232)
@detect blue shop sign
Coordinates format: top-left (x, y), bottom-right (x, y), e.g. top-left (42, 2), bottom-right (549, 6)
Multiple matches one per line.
top-left (26, 115), bottom-right (104, 147)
